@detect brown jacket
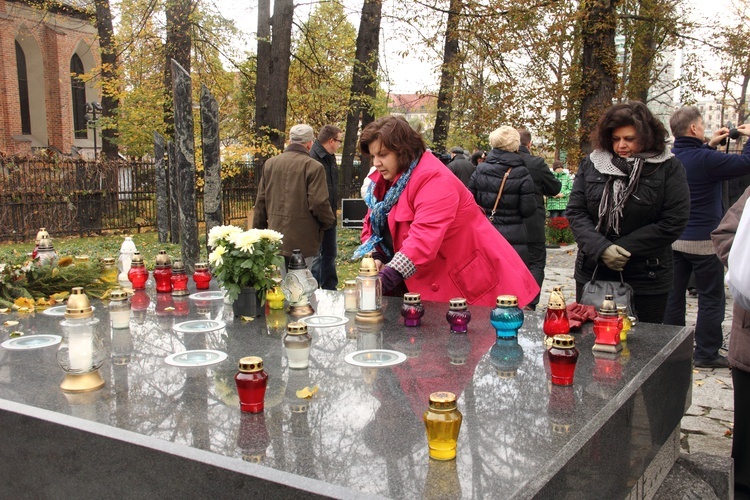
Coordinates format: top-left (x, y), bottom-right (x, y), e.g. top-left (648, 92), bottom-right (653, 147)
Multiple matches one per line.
top-left (253, 143), bottom-right (335, 258)
top-left (712, 185), bottom-right (750, 372)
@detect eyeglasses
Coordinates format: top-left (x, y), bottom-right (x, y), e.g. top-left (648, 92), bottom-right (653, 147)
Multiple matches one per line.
top-left (333, 138), bottom-right (343, 143)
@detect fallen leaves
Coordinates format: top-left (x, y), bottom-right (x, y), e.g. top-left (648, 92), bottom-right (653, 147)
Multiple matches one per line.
top-left (9, 331), bottom-right (24, 338)
top-left (240, 316), bottom-right (255, 322)
top-left (296, 386), bottom-right (319, 399)
top-left (13, 297), bottom-right (35, 311)
top-left (3, 320), bottom-right (19, 327)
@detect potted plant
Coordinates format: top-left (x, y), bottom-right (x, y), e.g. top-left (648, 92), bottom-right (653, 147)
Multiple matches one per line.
top-left (208, 225), bottom-right (284, 317)
top-left (546, 217), bottom-right (575, 246)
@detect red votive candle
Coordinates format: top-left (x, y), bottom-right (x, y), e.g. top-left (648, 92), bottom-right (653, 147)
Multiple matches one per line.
top-left (235, 356), bottom-right (268, 413)
top-left (548, 334), bottom-right (579, 386)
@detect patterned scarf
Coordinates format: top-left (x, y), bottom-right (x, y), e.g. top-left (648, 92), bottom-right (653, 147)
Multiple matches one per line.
top-left (353, 158), bottom-right (419, 260)
top-left (590, 148), bottom-right (673, 235)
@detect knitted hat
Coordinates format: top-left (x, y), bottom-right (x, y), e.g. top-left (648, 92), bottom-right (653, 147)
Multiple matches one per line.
top-left (451, 146), bottom-right (464, 154)
top-left (489, 126), bottom-right (520, 152)
top-left (289, 124), bottom-right (315, 143)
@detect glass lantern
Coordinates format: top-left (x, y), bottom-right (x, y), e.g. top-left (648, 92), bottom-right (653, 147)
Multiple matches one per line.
top-left (57, 287), bottom-right (105, 393)
top-left (117, 236), bottom-right (138, 284)
top-left (593, 294), bottom-right (623, 354)
top-left (36, 236), bottom-right (58, 264)
top-left (153, 250), bottom-right (173, 293)
top-left (280, 249), bottom-right (317, 317)
top-left (355, 253), bottom-right (383, 324)
top-left (127, 252), bottom-right (149, 290)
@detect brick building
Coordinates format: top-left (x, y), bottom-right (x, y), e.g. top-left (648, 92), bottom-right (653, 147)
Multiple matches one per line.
top-left (0, 0), bottom-right (99, 156)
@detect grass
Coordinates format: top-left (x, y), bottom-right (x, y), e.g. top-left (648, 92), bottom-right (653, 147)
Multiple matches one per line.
top-left (0, 227), bottom-right (365, 288)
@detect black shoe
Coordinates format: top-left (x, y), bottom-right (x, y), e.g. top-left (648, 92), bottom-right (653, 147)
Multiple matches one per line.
top-left (688, 287), bottom-right (698, 297)
top-left (694, 356), bottom-right (730, 369)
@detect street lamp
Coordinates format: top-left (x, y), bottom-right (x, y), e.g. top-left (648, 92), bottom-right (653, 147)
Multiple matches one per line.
top-left (85, 102), bottom-right (102, 160)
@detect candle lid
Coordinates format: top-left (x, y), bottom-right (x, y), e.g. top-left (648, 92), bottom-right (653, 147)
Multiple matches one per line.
top-left (403, 292), bottom-right (421, 304)
top-left (101, 257), bottom-right (115, 265)
top-left (599, 294), bottom-right (618, 316)
top-left (344, 280), bottom-right (356, 290)
top-left (548, 287), bottom-right (566, 310)
top-left (496, 295), bottom-right (518, 307)
top-left (287, 249), bottom-right (307, 270)
top-left (194, 262), bottom-right (208, 271)
top-left (172, 260), bottom-right (186, 274)
top-left (37, 237), bottom-right (54, 250)
top-left (131, 252), bottom-right (145, 266)
top-left (358, 253), bottom-right (378, 276)
top-left (552, 334), bottom-right (575, 349)
top-left (109, 289), bottom-right (128, 301)
top-left (65, 287), bottom-right (94, 319)
top-left (35, 227), bottom-right (49, 243)
top-left (238, 356), bottom-right (264, 373)
top-left (155, 250), bottom-right (171, 267)
top-left (428, 391), bottom-right (457, 410)
top-left (449, 297), bottom-right (467, 310)
top-left (285, 322), bottom-right (308, 335)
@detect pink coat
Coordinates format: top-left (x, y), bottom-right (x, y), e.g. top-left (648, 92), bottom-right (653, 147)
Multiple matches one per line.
top-left (362, 151), bottom-right (540, 307)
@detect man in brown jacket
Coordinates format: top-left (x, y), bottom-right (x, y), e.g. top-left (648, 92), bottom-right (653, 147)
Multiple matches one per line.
top-left (712, 185), bottom-right (750, 499)
top-left (253, 124), bottom-right (336, 272)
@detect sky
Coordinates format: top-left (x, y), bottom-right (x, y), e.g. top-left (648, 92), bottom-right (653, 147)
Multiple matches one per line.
top-left (211, 0), bottom-right (735, 97)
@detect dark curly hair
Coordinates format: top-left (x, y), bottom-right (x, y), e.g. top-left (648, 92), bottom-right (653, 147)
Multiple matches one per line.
top-left (359, 116), bottom-right (426, 172)
top-left (590, 101), bottom-right (668, 155)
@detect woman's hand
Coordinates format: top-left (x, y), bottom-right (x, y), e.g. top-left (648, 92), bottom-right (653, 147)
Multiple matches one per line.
top-left (601, 245), bottom-right (631, 271)
top-left (374, 259), bottom-right (384, 271)
top-left (379, 266), bottom-right (404, 294)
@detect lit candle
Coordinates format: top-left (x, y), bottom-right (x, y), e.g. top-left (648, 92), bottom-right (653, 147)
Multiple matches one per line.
top-left (359, 278), bottom-right (377, 310)
top-left (68, 330), bottom-right (94, 372)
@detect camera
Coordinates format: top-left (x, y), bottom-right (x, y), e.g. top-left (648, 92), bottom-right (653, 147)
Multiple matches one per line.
top-left (719, 128), bottom-right (741, 146)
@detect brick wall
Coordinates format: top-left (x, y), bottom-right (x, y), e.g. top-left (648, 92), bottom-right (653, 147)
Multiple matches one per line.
top-left (0, 0), bottom-right (99, 156)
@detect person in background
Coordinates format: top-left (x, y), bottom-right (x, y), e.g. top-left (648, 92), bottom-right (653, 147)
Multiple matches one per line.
top-left (664, 106), bottom-right (750, 368)
top-left (547, 161), bottom-right (573, 219)
top-left (447, 146), bottom-right (475, 187)
top-left (253, 124), bottom-right (335, 271)
top-left (310, 125), bottom-right (343, 290)
top-left (355, 116), bottom-right (539, 307)
top-left (517, 128), bottom-right (561, 310)
top-left (469, 126), bottom-right (536, 263)
top-left (711, 185), bottom-right (750, 499)
top-left (470, 150), bottom-right (485, 166)
top-left (566, 101), bottom-right (690, 323)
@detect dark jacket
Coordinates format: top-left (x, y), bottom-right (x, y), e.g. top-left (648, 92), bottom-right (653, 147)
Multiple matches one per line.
top-left (518, 145), bottom-right (561, 243)
top-left (253, 143), bottom-right (335, 257)
top-left (310, 140), bottom-right (338, 214)
top-left (712, 185), bottom-right (750, 372)
top-left (672, 136), bottom-right (750, 241)
top-left (566, 152), bottom-right (690, 294)
top-left (469, 148), bottom-right (536, 261)
top-left (447, 154), bottom-right (475, 187)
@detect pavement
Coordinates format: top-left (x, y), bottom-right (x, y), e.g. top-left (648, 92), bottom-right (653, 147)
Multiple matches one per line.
top-left (542, 245), bottom-right (735, 491)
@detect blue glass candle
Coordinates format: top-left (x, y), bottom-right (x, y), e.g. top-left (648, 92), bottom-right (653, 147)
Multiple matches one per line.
top-left (446, 298), bottom-right (471, 333)
top-left (490, 295), bottom-right (524, 339)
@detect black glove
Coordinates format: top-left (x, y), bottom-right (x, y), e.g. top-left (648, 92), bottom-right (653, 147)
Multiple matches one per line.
top-left (379, 266), bottom-right (404, 294)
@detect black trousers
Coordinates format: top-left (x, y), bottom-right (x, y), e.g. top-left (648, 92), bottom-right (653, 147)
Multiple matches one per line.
top-left (525, 241), bottom-right (546, 309)
top-left (734, 367), bottom-right (750, 499)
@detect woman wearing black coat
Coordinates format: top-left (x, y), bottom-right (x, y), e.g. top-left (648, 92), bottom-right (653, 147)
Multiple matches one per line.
top-left (567, 101), bottom-right (690, 323)
top-left (469, 126), bottom-right (536, 262)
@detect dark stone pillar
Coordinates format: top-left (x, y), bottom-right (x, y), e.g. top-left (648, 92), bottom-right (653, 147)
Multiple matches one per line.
top-left (167, 141), bottom-right (180, 244)
top-left (200, 84), bottom-right (223, 250)
top-left (171, 59), bottom-right (200, 273)
top-left (154, 132), bottom-right (169, 243)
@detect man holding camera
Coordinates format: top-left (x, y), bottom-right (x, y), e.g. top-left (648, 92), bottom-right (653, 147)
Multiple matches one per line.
top-left (664, 106), bottom-right (750, 368)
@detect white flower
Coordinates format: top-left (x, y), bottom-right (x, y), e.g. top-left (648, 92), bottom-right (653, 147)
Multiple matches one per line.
top-left (257, 229), bottom-right (283, 242)
top-left (208, 225), bottom-right (243, 248)
top-left (229, 230), bottom-right (261, 253)
top-left (209, 245), bottom-right (226, 266)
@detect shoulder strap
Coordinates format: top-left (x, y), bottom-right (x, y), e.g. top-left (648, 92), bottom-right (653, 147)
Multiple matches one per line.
top-left (488, 167), bottom-right (513, 221)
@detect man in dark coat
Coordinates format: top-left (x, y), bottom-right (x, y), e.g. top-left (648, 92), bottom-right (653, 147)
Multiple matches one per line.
top-left (517, 128), bottom-right (561, 309)
top-left (253, 124), bottom-right (335, 272)
top-left (447, 147), bottom-right (475, 187)
top-left (664, 106), bottom-right (750, 368)
top-left (310, 125), bottom-right (343, 290)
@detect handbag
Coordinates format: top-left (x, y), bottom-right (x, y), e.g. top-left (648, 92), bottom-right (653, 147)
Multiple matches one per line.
top-left (488, 167), bottom-right (513, 222)
top-left (579, 266), bottom-right (637, 319)
top-left (727, 196), bottom-right (750, 311)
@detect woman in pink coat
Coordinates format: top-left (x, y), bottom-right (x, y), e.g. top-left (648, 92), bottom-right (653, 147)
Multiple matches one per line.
top-left (354, 116), bottom-right (539, 307)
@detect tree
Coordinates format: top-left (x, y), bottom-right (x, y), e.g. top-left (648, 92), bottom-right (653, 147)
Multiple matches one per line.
top-left (432, 0), bottom-right (462, 152)
top-left (93, 0), bottom-right (119, 159)
top-left (714, 0), bottom-right (750, 125)
top-left (164, 0), bottom-right (195, 139)
top-left (341, 0), bottom-right (383, 190)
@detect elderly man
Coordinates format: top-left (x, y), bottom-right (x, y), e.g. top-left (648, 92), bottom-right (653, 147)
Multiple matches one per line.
top-left (310, 125), bottom-right (343, 290)
top-left (253, 124), bottom-right (336, 272)
top-left (447, 147), bottom-right (475, 187)
top-left (664, 107), bottom-right (750, 368)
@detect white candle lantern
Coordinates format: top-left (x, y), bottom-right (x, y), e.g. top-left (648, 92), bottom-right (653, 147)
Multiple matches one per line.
top-left (355, 253), bottom-right (383, 324)
top-left (117, 236), bottom-right (138, 284)
top-left (280, 249), bottom-right (318, 317)
top-left (57, 287), bottom-right (105, 393)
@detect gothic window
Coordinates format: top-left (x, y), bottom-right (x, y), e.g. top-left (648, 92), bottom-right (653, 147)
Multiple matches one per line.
top-left (71, 54), bottom-right (87, 139)
top-left (15, 41), bottom-right (31, 135)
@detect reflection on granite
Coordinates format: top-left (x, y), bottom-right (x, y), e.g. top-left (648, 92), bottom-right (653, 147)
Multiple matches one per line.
top-left (0, 286), bottom-right (692, 498)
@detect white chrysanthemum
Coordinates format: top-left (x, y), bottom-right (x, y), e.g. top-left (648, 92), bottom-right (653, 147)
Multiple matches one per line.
top-left (208, 245), bottom-right (226, 266)
top-left (229, 230), bottom-right (260, 253)
top-left (257, 229), bottom-right (283, 242)
top-left (208, 225), bottom-right (242, 248)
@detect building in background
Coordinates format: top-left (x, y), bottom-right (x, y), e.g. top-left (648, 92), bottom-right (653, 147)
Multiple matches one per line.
top-left (388, 93), bottom-right (437, 133)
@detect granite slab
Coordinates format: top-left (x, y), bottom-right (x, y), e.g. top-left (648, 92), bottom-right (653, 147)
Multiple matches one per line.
top-left (0, 287), bottom-right (692, 499)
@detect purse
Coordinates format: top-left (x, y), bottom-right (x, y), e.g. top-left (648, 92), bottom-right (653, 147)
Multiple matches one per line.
top-left (488, 167), bottom-right (513, 222)
top-left (579, 266), bottom-right (637, 319)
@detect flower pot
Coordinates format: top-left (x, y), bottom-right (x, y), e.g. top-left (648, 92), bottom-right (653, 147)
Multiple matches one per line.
top-left (233, 287), bottom-right (265, 318)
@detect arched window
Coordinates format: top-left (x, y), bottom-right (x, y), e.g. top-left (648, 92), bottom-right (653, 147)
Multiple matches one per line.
top-left (15, 41), bottom-right (31, 135)
top-left (70, 54), bottom-right (87, 139)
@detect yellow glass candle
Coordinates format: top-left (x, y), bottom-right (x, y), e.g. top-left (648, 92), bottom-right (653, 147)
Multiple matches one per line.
top-left (423, 392), bottom-right (463, 460)
top-left (617, 305), bottom-right (631, 341)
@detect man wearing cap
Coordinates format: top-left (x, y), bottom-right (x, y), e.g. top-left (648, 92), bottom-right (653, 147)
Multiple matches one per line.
top-left (253, 124), bottom-right (336, 271)
top-left (447, 147), bottom-right (475, 187)
top-left (309, 125), bottom-right (343, 290)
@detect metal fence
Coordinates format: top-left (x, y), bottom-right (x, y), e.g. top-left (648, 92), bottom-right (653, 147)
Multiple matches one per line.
top-left (0, 158), bottom-right (365, 241)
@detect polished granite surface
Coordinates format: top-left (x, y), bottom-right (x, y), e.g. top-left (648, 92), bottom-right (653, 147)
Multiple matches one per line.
top-left (0, 285), bottom-right (692, 499)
